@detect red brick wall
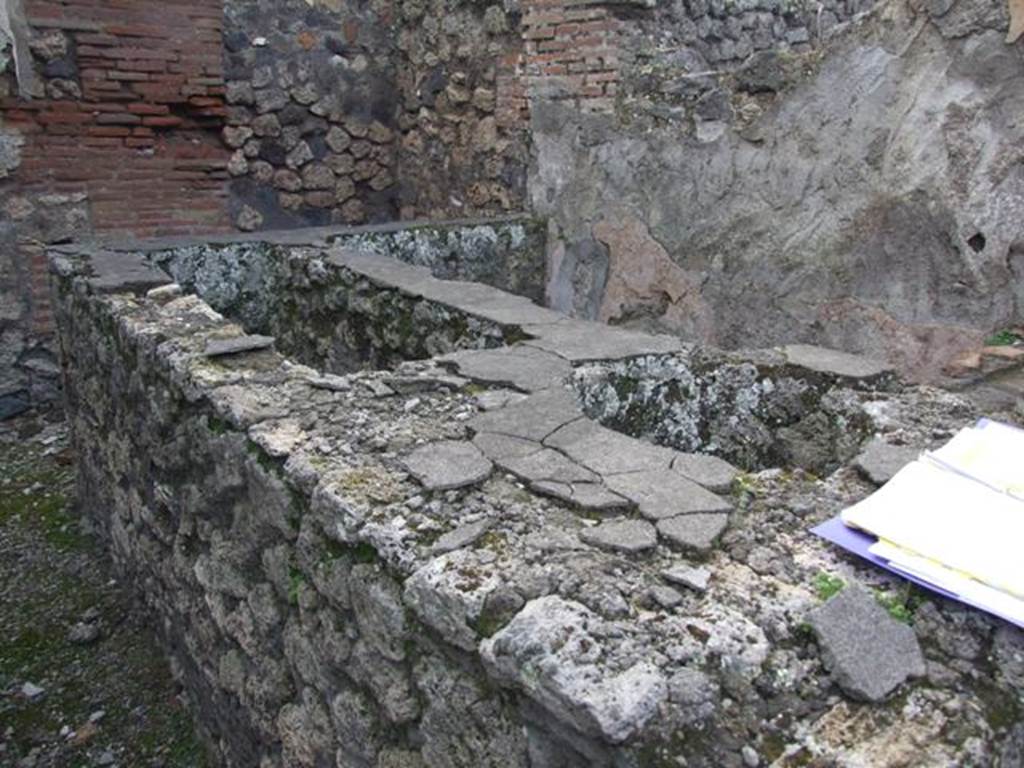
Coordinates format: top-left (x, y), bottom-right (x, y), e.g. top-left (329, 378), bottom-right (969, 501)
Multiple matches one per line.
top-left (0, 0), bottom-right (230, 356)
top-left (520, 0), bottom-right (624, 114)
top-left (6, 0), bottom-right (230, 238)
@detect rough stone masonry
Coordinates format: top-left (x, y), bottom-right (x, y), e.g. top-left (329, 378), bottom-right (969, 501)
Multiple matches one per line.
top-left (51, 232), bottom-right (1024, 768)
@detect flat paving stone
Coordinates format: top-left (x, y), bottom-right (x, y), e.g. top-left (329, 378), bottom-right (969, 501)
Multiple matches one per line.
top-left (441, 346), bottom-right (572, 392)
top-left (468, 388), bottom-right (583, 442)
top-left (853, 438), bottom-right (920, 485)
top-left (204, 334), bottom-right (276, 357)
top-left (671, 453), bottom-right (740, 492)
top-left (531, 481), bottom-right (631, 512)
top-left (545, 419), bottom-right (673, 475)
top-left (521, 320), bottom-right (684, 362)
top-left (497, 448), bottom-right (599, 485)
top-left (579, 518), bottom-right (658, 554)
top-left (661, 565), bottom-right (712, 593)
top-left (401, 440), bottom-right (493, 491)
top-left (807, 585), bottom-right (926, 702)
top-left (781, 344), bottom-right (892, 381)
top-left (605, 470), bottom-right (732, 521)
top-left (473, 432), bottom-right (542, 461)
top-left (656, 514), bottom-right (730, 556)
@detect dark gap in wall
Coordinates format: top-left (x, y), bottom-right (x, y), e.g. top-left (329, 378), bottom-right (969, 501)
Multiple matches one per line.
top-left (967, 233), bottom-right (986, 253)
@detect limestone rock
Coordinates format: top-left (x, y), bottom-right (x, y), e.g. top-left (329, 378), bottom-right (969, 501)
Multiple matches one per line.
top-left (481, 596), bottom-right (668, 743)
top-left (204, 334), bottom-right (275, 357)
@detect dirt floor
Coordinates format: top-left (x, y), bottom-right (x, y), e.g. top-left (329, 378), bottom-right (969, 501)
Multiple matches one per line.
top-left (0, 410), bottom-right (210, 768)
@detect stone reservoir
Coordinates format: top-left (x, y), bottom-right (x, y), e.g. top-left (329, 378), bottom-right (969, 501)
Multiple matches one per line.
top-left (50, 220), bottom-right (1024, 767)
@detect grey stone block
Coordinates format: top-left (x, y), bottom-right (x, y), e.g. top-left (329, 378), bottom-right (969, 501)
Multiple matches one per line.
top-left (853, 438), bottom-right (920, 485)
top-left (656, 514), bottom-right (730, 556)
top-left (401, 440), bottom-right (493, 491)
top-left (807, 585), bottom-right (926, 702)
top-left (579, 518), bottom-right (658, 554)
top-left (605, 470), bottom-right (732, 521)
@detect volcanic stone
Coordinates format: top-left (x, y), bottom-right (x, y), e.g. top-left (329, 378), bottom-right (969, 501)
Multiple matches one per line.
top-left (656, 514), bottom-right (730, 556)
top-left (402, 440), bottom-right (493, 491)
top-left (579, 519), bottom-right (658, 554)
top-left (807, 585), bottom-right (926, 702)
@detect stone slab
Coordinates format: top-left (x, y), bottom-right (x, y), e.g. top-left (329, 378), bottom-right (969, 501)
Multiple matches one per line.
top-left (468, 387), bottom-right (583, 442)
top-left (521, 320), bottom-right (684, 362)
top-left (205, 334), bottom-right (276, 358)
top-left (441, 346), bottom-right (571, 393)
top-left (87, 249), bottom-right (174, 295)
top-left (605, 470), bottom-right (732, 521)
top-left (472, 431), bottom-right (542, 461)
top-left (656, 514), bottom-right (730, 556)
top-left (853, 438), bottom-right (920, 485)
top-left (545, 419), bottom-right (673, 475)
top-left (781, 344), bottom-right (893, 381)
top-left (497, 448), bottom-right (599, 485)
top-left (579, 518), bottom-right (658, 554)
top-left (807, 585), bottom-right (926, 702)
top-left (530, 481), bottom-right (631, 512)
top-left (661, 565), bottom-right (712, 593)
top-left (431, 519), bottom-right (493, 555)
top-left (671, 453), bottom-right (740, 493)
top-left (401, 440), bottom-right (493, 491)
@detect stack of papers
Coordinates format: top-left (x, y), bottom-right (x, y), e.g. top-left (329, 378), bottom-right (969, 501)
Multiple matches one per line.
top-left (813, 419), bottom-right (1024, 628)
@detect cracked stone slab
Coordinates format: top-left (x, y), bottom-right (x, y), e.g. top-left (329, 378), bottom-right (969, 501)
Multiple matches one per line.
top-left (87, 249), bottom-right (174, 295)
top-left (468, 387), bottom-right (583, 442)
top-left (780, 344), bottom-right (893, 381)
top-left (401, 440), bottom-right (493, 491)
top-left (671, 453), bottom-right (740, 492)
top-left (807, 585), bottom-right (926, 702)
top-left (472, 431), bottom-right (542, 461)
top-left (605, 470), bottom-right (732, 521)
top-left (440, 346), bottom-right (572, 392)
top-left (579, 518), bottom-right (658, 554)
top-left (204, 334), bottom-right (276, 358)
top-left (531, 481), bottom-right (631, 512)
top-left (496, 448), bottom-right (599, 485)
top-left (521, 320), bottom-right (685, 362)
top-left (545, 419), bottom-right (673, 475)
top-left (853, 438), bottom-right (920, 485)
top-left (656, 514), bottom-right (730, 556)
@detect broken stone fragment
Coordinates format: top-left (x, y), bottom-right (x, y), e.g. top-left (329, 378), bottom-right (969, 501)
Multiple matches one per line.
top-left (204, 334), bottom-right (275, 358)
top-left (662, 564), bottom-right (712, 592)
top-left (656, 513), bottom-right (730, 557)
top-left (853, 438), bottom-right (920, 485)
top-left (431, 518), bottom-right (492, 555)
top-left (806, 585), bottom-right (926, 702)
top-left (401, 440), bottom-right (493, 491)
top-left (579, 518), bottom-right (658, 554)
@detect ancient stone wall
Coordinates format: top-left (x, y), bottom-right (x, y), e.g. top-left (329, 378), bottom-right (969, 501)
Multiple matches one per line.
top-left (52, 238), bottom-right (1024, 767)
top-left (530, 0), bottom-right (1024, 381)
top-left (221, 0), bottom-right (400, 230)
top-left (0, 0), bottom-right (229, 418)
top-left (393, 0), bottom-right (529, 219)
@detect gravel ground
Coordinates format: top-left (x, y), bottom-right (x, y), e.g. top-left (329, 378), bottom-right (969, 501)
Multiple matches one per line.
top-left (0, 410), bottom-right (211, 768)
